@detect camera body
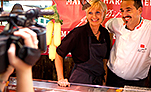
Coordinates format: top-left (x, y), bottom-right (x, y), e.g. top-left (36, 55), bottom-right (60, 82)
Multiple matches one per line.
top-left (0, 6), bottom-right (54, 73)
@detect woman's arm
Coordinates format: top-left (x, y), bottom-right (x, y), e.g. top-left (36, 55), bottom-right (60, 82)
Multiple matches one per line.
top-left (55, 53), bottom-right (70, 87)
top-left (55, 53), bottom-right (64, 80)
top-left (103, 59), bottom-right (108, 86)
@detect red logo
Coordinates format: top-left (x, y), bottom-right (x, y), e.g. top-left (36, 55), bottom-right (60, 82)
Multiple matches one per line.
top-left (140, 44), bottom-right (145, 48)
top-left (138, 43), bottom-right (147, 53)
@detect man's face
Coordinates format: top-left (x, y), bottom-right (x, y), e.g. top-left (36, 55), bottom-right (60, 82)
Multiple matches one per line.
top-left (120, 0), bottom-right (142, 30)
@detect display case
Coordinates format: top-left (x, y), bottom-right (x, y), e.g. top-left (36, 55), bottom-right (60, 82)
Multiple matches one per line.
top-left (6, 77), bottom-right (151, 92)
top-left (7, 77), bottom-right (123, 92)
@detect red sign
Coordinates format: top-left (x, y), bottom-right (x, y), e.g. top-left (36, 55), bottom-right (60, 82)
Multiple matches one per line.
top-left (42, 0), bottom-right (151, 55)
top-left (1, 0), bottom-right (151, 56)
top-left (52, 0), bottom-right (151, 29)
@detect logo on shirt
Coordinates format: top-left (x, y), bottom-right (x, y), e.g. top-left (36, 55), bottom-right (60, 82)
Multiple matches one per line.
top-left (138, 43), bottom-right (147, 53)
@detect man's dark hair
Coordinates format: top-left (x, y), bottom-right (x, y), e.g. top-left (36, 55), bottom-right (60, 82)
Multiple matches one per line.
top-left (123, 0), bottom-right (143, 9)
top-left (133, 0), bottom-right (143, 9)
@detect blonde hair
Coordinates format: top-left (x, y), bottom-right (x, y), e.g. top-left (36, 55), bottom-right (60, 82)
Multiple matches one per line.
top-left (86, 0), bottom-right (107, 22)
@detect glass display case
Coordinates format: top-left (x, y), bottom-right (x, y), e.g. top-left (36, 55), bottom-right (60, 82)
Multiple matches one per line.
top-left (6, 77), bottom-right (151, 92)
top-left (7, 77), bottom-right (122, 92)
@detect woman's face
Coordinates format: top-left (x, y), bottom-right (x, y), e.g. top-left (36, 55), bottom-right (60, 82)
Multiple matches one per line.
top-left (86, 7), bottom-right (104, 27)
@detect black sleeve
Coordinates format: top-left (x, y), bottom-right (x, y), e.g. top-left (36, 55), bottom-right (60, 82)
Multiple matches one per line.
top-left (56, 29), bottom-right (77, 58)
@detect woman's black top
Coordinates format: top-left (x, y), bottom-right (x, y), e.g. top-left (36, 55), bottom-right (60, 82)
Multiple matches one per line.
top-left (56, 22), bottom-right (110, 63)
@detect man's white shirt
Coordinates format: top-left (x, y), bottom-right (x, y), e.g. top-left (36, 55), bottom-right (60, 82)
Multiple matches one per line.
top-left (105, 18), bottom-right (151, 80)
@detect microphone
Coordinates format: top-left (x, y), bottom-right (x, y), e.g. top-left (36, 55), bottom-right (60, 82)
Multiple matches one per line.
top-left (39, 9), bottom-right (54, 15)
top-left (25, 8), bottom-right (54, 18)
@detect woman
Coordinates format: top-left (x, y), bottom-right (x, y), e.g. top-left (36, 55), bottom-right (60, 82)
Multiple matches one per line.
top-left (55, 0), bottom-right (110, 87)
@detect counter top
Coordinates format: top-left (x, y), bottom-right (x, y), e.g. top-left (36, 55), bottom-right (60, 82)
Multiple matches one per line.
top-left (7, 77), bottom-right (151, 92)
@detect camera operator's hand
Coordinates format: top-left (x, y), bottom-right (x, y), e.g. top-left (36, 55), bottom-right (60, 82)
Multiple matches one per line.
top-left (8, 28), bottom-right (38, 71)
top-left (14, 28), bottom-right (39, 49)
top-left (0, 28), bottom-right (37, 92)
top-left (0, 65), bottom-right (14, 91)
top-left (7, 28), bottom-right (37, 92)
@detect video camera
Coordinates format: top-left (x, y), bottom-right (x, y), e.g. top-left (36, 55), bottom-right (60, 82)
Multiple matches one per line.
top-left (0, 4), bottom-right (54, 73)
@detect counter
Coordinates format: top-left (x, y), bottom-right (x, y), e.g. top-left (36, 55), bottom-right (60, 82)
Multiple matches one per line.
top-left (6, 77), bottom-right (151, 92)
top-left (6, 77), bottom-right (122, 92)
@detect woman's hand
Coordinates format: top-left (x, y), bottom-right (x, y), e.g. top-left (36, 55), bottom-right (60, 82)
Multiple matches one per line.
top-left (57, 78), bottom-right (70, 87)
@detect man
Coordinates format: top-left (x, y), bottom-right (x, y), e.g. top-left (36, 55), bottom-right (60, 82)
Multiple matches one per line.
top-left (105, 0), bottom-right (151, 87)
